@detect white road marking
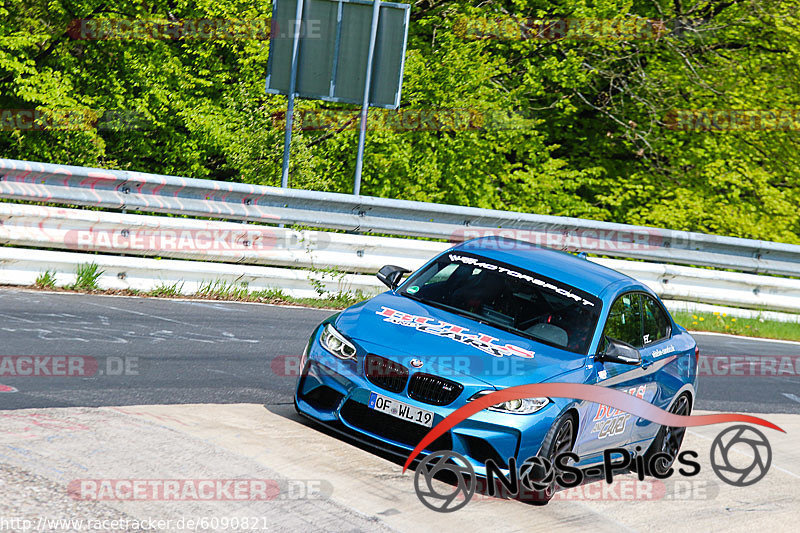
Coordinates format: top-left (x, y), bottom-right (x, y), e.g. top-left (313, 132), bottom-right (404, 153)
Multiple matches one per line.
top-left (206, 368), bottom-right (239, 377)
top-left (781, 392), bottom-right (800, 404)
top-left (80, 300), bottom-right (208, 328)
top-left (0, 312), bottom-right (36, 323)
top-left (174, 301), bottom-right (241, 312)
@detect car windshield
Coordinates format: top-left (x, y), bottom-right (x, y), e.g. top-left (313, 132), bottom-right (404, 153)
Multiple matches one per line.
top-left (400, 252), bottom-right (602, 354)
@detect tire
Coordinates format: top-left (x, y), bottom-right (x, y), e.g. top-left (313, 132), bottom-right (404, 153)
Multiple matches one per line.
top-left (642, 392), bottom-right (692, 476)
top-left (293, 396), bottom-right (302, 416)
top-left (527, 411), bottom-right (576, 505)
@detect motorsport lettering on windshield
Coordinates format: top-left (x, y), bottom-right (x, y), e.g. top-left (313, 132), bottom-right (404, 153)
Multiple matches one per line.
top-left (447, 254), bottom-right (596, 307)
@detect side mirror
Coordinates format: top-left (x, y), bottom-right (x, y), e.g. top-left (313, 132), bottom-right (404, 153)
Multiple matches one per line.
top-left (598, 337), bottom-right (641, 365)
top-left (376, 265), bottom-right (411, 290)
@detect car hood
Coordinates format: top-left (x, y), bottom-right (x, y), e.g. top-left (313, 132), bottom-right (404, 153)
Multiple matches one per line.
top-left (336, 292), bottom-right (586, 388)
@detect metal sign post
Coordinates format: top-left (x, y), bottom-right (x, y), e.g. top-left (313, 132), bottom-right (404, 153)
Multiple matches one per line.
top-left (267, 0), bottom-right (409, 191)
top-left (352, 0), bottom-right (381, 196)
top-left (280, 0), bottom-right (306, 188)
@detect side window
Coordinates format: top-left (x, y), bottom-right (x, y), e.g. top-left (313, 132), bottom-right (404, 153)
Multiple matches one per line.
top-left (642, 295), bottom-right (671, 345)
top-left (603, 293), bottom-right (643, 348)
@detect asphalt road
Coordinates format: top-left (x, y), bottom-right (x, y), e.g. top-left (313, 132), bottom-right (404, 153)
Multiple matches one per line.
top-left (1, 289), bottom-right (798, 413)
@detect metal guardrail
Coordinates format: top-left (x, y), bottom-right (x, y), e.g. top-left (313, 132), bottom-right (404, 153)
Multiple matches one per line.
top-left (3, 245), bottom-right (799, 319)
top-left (2, 158), bottom-right (800, 276)
top-left (0, 203), bottom-right (443, 273)
top-left (0, 246), bottom-right (379, 300)
top-left (3, 203), bottom-right (800, 313)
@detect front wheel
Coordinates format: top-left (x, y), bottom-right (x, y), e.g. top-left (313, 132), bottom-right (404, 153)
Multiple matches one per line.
top-left (643, 393), bottom-right (692, 476)
top-left (524, 412), bottom-right (575, 505)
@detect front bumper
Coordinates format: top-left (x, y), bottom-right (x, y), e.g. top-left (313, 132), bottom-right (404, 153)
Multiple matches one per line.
top-left (294, 329), bottom-right (562, 476)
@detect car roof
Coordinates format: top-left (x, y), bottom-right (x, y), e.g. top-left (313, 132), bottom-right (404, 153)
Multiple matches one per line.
top-left (452, 236), bottom-right (637, 297)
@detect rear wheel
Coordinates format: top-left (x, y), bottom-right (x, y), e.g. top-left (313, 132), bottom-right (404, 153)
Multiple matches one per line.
top-left (643, 393), bottom-right (691, 476)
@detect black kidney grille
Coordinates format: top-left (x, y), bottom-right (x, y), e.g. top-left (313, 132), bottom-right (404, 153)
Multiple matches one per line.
top-left (364, 354), bottom-right (409, 393)
top-left (408, 373), bottom-right (464, 405)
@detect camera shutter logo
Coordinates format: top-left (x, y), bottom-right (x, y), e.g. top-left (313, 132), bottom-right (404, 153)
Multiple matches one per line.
top-left (414, 450), bottom-right (476, 512)
top-left (710, 425), bottom-right (772, 487)
top-left (518, 456), bottom-right (554, 491)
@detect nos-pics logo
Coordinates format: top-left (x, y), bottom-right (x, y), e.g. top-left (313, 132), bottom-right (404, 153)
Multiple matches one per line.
top-left (413, 424), bottom-right (773, 511)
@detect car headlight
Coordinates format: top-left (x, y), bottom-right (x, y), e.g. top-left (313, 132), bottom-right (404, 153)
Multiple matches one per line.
top-left (468, 390), bottom-right (550, 414)
top-left (320, 323), bottom-right (357, 361)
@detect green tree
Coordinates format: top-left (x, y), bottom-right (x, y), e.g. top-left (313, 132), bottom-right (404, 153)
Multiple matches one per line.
top-left (1, 0), bottom-right (798, 242)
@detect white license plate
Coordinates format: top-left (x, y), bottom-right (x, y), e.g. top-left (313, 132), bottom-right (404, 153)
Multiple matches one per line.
top-left (368, 392), bottom-right (434, 428)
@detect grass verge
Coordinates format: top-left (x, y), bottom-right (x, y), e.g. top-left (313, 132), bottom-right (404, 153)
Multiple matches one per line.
top-left (67, 263), bottom-right (104, 291)
top-left (35, 270), bottom-right (57, 289)
top-left (673, 310), bottom-right (800, 342)
top-left (17, 278), bottom-right (370, 310)
top-left (149, 282), bottom-right (184, 297)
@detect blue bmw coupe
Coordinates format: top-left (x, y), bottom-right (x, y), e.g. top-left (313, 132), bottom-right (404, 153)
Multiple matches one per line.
top-left (295, 237), bottom-right (698, 489)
